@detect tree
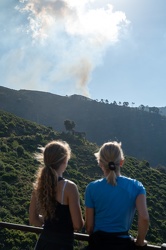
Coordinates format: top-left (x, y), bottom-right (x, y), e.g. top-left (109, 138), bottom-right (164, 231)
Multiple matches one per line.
top-left (123, 102), bottom-right (129, 107)
top-left (139, 104), bottom-right (145, 111)
top-left (149, 107), bottom-right (159, 114)
top-left (64, 120), bottom-right (76, 132)
top-left (17, 145), bottom-right (25, 156)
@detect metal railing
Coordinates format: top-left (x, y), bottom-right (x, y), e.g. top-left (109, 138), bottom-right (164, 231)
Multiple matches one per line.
top-left (0, 221), bottom-right (166, 249)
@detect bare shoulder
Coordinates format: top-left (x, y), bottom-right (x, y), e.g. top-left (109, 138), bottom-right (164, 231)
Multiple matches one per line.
top-left (65, 179), bottom-right (78, 192)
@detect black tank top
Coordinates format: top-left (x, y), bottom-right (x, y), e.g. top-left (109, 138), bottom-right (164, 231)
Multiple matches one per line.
top-left (44, 177), bottom-right (73, 233)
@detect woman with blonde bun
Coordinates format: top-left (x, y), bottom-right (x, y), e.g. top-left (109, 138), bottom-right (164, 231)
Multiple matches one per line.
top-left (29, 140), bottom-right (84, 250)
top-left (85, 141), bottom-right (149, 250)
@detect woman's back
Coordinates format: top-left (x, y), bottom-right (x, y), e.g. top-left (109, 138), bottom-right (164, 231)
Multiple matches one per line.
top-left (44, 178), bottom-right (73, 233)
top-left (85, 176), bottom-right (146, 233)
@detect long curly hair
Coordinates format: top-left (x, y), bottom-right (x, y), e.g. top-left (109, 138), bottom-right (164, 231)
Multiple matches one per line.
top-left (33, 140), bottom-right (71, 220)
top-left (95, 141), bottom-right (124, 186)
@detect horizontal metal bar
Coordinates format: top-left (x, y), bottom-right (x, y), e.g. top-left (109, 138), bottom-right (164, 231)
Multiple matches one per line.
top-left (0, 221), bottom-right (165, 249)
top-left (0, 221), bottom-right (88, 241)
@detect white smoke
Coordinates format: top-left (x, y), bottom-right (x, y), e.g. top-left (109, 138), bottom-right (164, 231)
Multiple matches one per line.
top-left (0, 0), bottom-right (130, 96)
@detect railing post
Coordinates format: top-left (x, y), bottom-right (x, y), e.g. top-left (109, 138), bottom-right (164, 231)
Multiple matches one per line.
top-left (161, 243), bottom-right (166, 249)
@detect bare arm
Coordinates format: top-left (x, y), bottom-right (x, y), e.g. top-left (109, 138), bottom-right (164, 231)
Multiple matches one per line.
top-left (68, 183), bottom-right (84, 231)
top-left (135, 194), bottom-right (149, 246)
top-left (29, 190), bottom-right (43, 227)
top-left (85, 207), bottom-right (94, 235)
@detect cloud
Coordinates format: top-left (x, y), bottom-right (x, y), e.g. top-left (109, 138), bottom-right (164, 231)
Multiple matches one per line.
top-left (0, 0), bottom-right (130, 96)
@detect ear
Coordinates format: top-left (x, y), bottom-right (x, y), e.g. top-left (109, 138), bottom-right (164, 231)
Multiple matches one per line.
top-left (120, 159), bottom-right (124, 167)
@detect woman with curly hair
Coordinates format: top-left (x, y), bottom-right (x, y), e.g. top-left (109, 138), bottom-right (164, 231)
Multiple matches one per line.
top-left (85, 141), bottom-right (149, 250)
top-left (29, 140), bottom-right (84, 250)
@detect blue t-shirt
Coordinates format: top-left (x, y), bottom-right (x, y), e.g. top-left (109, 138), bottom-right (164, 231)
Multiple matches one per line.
top-left (85, 176), bottom-right (146, 233)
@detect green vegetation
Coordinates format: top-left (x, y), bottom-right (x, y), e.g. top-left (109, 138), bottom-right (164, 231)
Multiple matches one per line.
top-left (0, 109), bottom-right (166, 249)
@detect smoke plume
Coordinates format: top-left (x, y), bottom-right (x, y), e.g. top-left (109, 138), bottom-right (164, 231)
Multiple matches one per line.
top-left (0, 0), bottom-right (129, 96)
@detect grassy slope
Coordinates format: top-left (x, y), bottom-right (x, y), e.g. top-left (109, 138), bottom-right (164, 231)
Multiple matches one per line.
top-left (0, 110), bottom-right (165, 249)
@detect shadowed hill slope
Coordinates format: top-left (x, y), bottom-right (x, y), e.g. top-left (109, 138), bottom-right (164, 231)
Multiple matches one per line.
top-left (0, 86), bottom-right (166, 167)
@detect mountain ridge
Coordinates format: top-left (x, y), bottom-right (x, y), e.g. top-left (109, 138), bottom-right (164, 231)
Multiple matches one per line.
top-left (1, 86), bottom-right (166, 166)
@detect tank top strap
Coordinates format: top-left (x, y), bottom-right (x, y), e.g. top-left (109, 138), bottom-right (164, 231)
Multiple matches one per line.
top-left (61, 179), bottom-right (67, 205)
top-left (58, 176), bottom-right (64, 181)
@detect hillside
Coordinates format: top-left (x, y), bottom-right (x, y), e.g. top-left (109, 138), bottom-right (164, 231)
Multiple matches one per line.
top-left (0, 109), bottom-right (166, 249)
top-left (0, 86), bottom-right (166, 167)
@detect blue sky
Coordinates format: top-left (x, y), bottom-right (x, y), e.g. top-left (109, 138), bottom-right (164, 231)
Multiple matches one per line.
top-left (1, 0), bottom-right (166, 107)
